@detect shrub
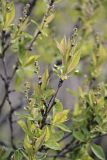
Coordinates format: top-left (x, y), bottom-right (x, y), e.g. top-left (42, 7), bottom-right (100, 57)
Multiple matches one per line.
top-left (0, 0), bottom-right (107, 160)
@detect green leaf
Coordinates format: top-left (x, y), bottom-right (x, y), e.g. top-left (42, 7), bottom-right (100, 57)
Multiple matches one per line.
top-left (53, 99), bottom-right (63, 116)
top-left (17, 120), bottom-right (28, 133)
top-left (20, 150), bottom-right (29, 160)
top-left (13, 150), bottom-right (23, 160)
top-left (22, 66), bottom-right (34, 77)
top-left (53, 109), bottom-right (69, 124)
top-left (45, 139), bottom-right (61, 150)
top-left (24, 55), bottom-right (39, 67)
top-left (34, 84), bottom-right (42, 98)
top-left (41, 69), bottom-right (49, 90)
top-left (45, 128), bottom-right (63, 150)
top-left (44, 89), bottom-right (55, 99)
top-left (98, 45), bottom-right (107, 64)
top-left (36, 152), bottom-right (47, 160)
top-left (73, 104), bottom-right (82, 116)
top-left (73, 130), bottom-right (85, 142)
top-left (67, 50), bottom-right (81, 74)
top-left (50, 128), bottom-right (64, 142)
top-left (15, 66), bottom-right (34, 90)
top-left (16, 113), bottom-right (34, 121)
top-left (4, 1), bottom-right (15, 29)
top-left (78, 87), bottom-right (84, 98)
top-left (45, 14), bottom-right (55, 26)
top-left (15, 69), bottom-right (24, 89)
top-left (56, 123), bottom-right (71, 132)
top-left (91, 144), bottom-right (105, 160)
top-left (24, 135), bottom-right (32, 152)
top-left (66, 88), bottom-right (77, 97)
top-left (35, 130), bottom-right (46, 152)
top-left (45, 126), bottom-right (50, 142)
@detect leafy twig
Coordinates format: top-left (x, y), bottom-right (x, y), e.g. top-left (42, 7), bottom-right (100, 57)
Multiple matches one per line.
top-left (28, 0), bottom-right (55, 50)
top-left (40, 78), bottom-right (63, 129)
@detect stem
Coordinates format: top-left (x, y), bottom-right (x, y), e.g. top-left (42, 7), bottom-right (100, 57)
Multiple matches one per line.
top-left (27, 0), bottom-right (38, 16)
top-left (40, 78), bottom-right (63, 129)
top-left (47, 78), bottom-right (63, 113)
top-left (28, 0), bottom-right (55, 50)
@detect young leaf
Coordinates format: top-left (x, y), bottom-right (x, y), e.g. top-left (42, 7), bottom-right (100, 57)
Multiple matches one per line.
top-left (35, 131), bottom-right (46, 152)
top-left (45, 139), bottom-right (61, 150)
top-left (13, 150), bottom-right (23, 160)
top-left (45, 126), bottom-right (50, 142)
top-left (17, 120), bottom-right (28, 133)
top-left (53, 109), bottom-right (69, 124)
top-left (73, 130), bottom-right (85, 142)
top-left (45, 14), bottom-right (55, 26)
top-left (67, 50), bottom-right (81, 74)
top-left (56, 123), bottom-right (71, 132)
top-left (53, 99), bottom-right (63, 116)
top-left (24, 55), bottom-right (39, 67)
top-left (91, 144), bottom-right (105, 160)
top-left (41, 69), bottom-right (49, 90)
top-left (4, 1), bottom-right (15, 29)
top-left (24, 135), bottom-right (32, 152)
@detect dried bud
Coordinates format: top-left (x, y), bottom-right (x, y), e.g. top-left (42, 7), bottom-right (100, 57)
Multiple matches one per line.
top-left (34, 61), bottom-right (38, 66)
top-left (28, 98), bottom-right (32, 103)
top-left (19, 17), bottom-right (23, 22)
top-left (41, 109), bottom-right (44, 115)
top-left (26, 3), bottom-right (30, 8)
top-left (38, 81), bottom-right (42, 86)
top-left (71, 43), bottom-right (75, 47)
top-left (38, 75), bottom-right (42, 80)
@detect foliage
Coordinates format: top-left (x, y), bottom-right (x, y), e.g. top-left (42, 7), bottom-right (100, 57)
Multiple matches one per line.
top-left (0, 0), bottom-right (107, 160)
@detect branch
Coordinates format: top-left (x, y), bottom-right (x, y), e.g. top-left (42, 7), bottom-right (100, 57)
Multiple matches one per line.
top-left (58, 133), bottom-right (71, 143)
top-left (0, 31), bottom-right (18, 147)
top-left (7, 95), bottom-right (16, 149)
top-left (47, 78), bottom-right (63, 113)
top-left (40, 78), bottom-right (63, 129)
top-left (0, 104), bottom-right (22, 126)
top-left (27, 0), bottom-right (55, 50)
top-left (0, 60), bottom-right (18, 115)
top-left (52, 133), bottom-right (107, 159)
top-left (27, 0), bottom-right (38, 16)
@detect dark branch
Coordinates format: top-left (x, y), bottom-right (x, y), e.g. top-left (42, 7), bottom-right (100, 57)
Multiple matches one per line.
top-left (27, 0), bottom-right (38, 16)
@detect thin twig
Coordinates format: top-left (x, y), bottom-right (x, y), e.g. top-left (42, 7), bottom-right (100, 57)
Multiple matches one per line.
top-left (28, 0), bottom-right (55, 50)
top-left (27, 0), bottom-right (38, 16)
top-left (58, 133), bottom-right (71, 143)
top-left (40, 78), bottom-right (63, 129)
top-left (47, 78), bottom-right (63, 113)
top-left (0, 104), bottom-right (22, 126)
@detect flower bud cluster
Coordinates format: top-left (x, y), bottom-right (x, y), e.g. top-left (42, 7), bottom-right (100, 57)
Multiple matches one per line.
top-left (34, 61), bottom-right (40, 75)
top-left (24, 82), bottom-right (30, 100)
